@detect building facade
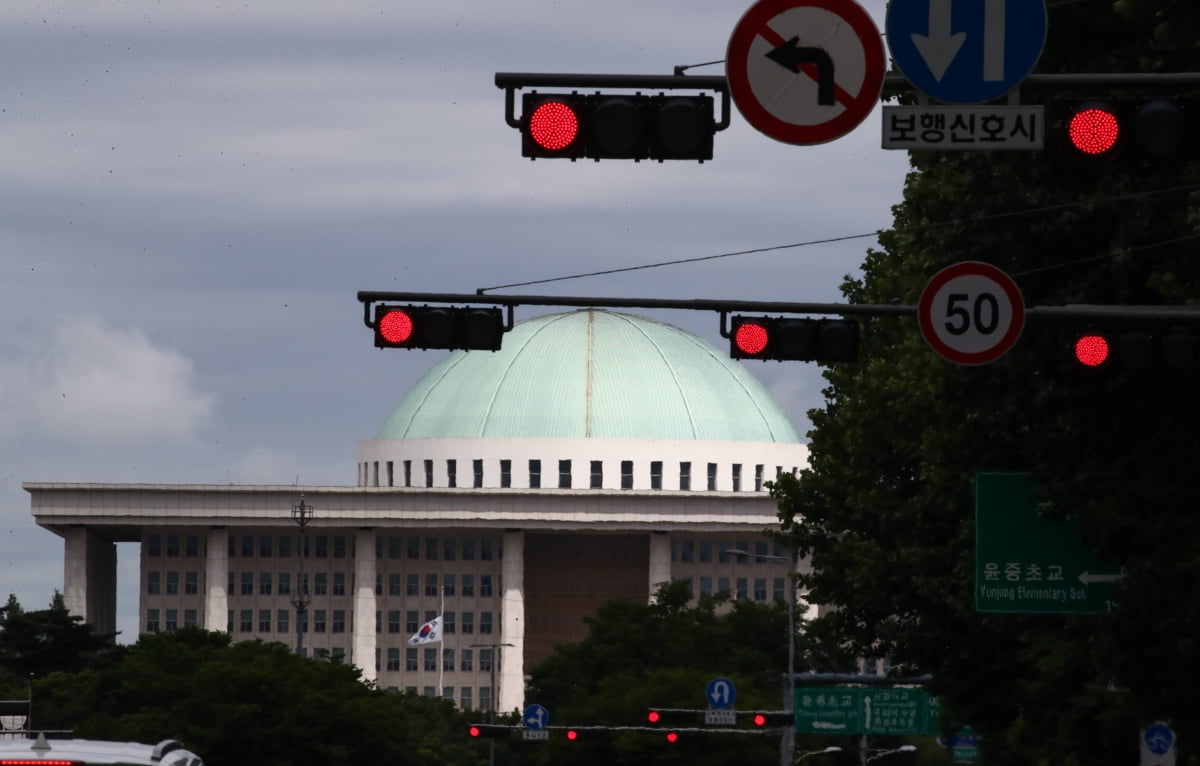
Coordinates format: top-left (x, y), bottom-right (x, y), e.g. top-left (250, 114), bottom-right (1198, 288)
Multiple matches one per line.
top-left (27, 309), bottom-right (810, 714)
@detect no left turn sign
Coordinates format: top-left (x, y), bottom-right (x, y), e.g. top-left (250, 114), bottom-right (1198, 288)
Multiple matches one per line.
top-left (918, 262), bottom-right (1025, 365)
top-left (726, 0), bottom-right (886, 145)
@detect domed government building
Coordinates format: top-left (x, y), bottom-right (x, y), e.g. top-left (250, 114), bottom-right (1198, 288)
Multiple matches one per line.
top-left (26, 310), bottom-right (810, 713)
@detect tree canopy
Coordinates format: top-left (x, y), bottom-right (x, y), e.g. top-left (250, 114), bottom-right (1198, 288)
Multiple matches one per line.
top-left (772, 1), bottom-right (1200, 764)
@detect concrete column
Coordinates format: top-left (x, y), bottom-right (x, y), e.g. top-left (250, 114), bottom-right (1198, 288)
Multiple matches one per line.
top-left (204, 528), bottom-right (229, 632)
top-left (499, 530), bottom-right (525, 714)
top-left (648, 532), bottom-right (672, 602)
top-left (62, 527), bottom-right (117, 634)
top-left (353, 529), bottom-right (377, 683)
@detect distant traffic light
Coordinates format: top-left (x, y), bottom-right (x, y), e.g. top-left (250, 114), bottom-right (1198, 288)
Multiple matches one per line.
top-left (373, 305), bottom-right (507, 351)
top-left (1053, 98), bottom-right (1190, 165)
top-left (468, 724), bottom-right (511, 739)
top-left (728, 316), bottom-right (859, 362)
top-left (1070, 327), bottom-right (1197, 371)
top-left (750, 711), bottom-right (795, 728)
top-left (521, 92), bottom-right (715, 161)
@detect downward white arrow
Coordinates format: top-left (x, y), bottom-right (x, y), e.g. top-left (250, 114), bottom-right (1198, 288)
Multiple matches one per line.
top-left (911, 0), bottom-right (965, 82)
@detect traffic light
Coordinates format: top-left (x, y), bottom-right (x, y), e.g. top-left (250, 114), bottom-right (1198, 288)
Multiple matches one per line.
top-left (521, 91), bottom-right (715, 161)
top-left (564, 728), bottom-right (579, 741)
top-left (750, 711), bottom-right (795, 728)
top-left (468, 724), bottom-right (511, 739)
top-left (1052, 98), bottom-right (1191, 166)
top-left (372, 305), bottom-right (507, 351)
top-left (728, 316), bottom-right (859, 362)
top-left (1070, 327), bottom-right (1198, 371)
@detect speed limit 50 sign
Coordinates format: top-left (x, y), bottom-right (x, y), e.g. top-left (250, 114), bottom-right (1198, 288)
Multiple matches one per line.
top-left (918, 262), bottom-right (1025, 365)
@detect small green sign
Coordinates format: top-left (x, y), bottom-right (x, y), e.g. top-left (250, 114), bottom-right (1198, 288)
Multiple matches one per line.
top-left (794, 687), bottom-right (939, 735)
top-left (975, 472), bottom-right (1120, 614)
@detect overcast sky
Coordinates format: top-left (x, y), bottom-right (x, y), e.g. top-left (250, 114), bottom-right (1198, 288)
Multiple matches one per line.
top-left (0, 0), bottom-right (909, 640)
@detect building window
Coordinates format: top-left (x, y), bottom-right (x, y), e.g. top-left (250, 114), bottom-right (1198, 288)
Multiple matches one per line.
top-left (315, 573), bottom-right (328, 596)
top-left (754, 578), bottom-right (767, 601)
top-left (185, 609), bottom-right (198, 629)
top-left (260, 536), bottom-right (273, 558)
top-left (708, 462), bottom-right (718, 491)
top-left (185, 571), bottom-right (198, 595)
top-left (621, 460), bottom-right (633, 489)
top-left (461, 612), bottom-right (474, 634)
top-left (259, 610), bottom-right (272, 632)
top-left (447, 459), bottom-right (457, 488)
top-left (443, 574), bottom-right (456, 596)
top-left (406, 648), bottom-right (418, 671)
top-left (680, 539), bottom-right (694, 563)
top-left (146, 609), bottom-right (160, 632)
top-left (387, 648), bottom-right (401, 672)
top-left (241, 536), bottom-right (254, 558)
top-left (314, 536), bottom-right (329, 559)
top-left (425, 573), bottom-right (439, 597)
top-left (479, 648), bottom-right (493, 672)
top-left (387, 536), bottom-right (402, 559)
top-left (333, 536), bottom-right (347, 559)
top-left (480, 612), bottom-right (493, 634)
top-left (406, 573), bottom-right (419, 596)
top-left (277, 610), bottom-right (289, 634)
top-left (773, 577), bottom-right (786, 602)
top-left (500, 460), bottom-right (511, 488)
top-left (461, 574), bottom-right (474, 597)
top-left (332, 610), bottom-right (346, 633)
top-left (278, 573), bottom-right (291, 596)
top-left (404, 459), bottom-right (412, 487)
top-left (147, 535), bottom-right (161, 557)
top-left (699, 540), bottom-right (713, 563)
top-left (736, 578), bottom-right (748, 600)
top-left (424, 459), bottom-right (434, 488)
top-left (426, 537), bottom-right (438, 561)
top-left (460, 688), bottom-right (473, 710)
top-left (424, 648), bottom-right (438, 672)
top-left (650, 461), bottom-right (663, 490)
top-left (333, 572), bottom-right (346, 596)
top-left (389, 573), bottom-right (402, 596)
top-left (407, 611), bottom-right (419, 634)
top-left (185, 535), bottom-right (200, 557)
top-left (462, 537), bottom-right (475, 560)
top-left (241, 572), bottom-right (253, 596)
top-left (558, 459), bottom-right (572, 488)
top-left (461, 649), bottom-right (474, 672)
top-left (755, 464), bottom-right (765, 491)
top-left (167, 535), bottom-right (181, 557)
top-left (443, 649), bottom-right (455, 671)
top-left (161, 609), bottom-right (176, 631)
top-left (700, 576), bottom-right (713, 596)
top-left (480, 575), bottom-right (493, 597)
top-left (388, 610), bottom-right (401, 634)
top-left (147, 571), bottom-right (160, 595)
top-left (529, 459), bottom-right (541, 488)
top-left (407, 537), bottom-right (421, 560)
top-left (314, 610), bottom-right (327, 633)
top-left (732, 463), bottom-right (742, 492)
top-left (473, 459), bottom-right (484, 488)
top-left (240, 610), bottom-right (253, 632)
top-left (480, 538), bottom-right (494, 561)
top-left (590, 460), bottom-right (603, 489)
top-left (279, 535), bottom-right (291, 559)
top-left (444, 538), bottom-right (456, 561)
top-left (679, 461), bottom-right (691, 491)
top-left (259, 572), bottom-right (272, 595)
top-left (444, 611), bottom-right (456, 634)
top-left (387, 461), bottom-right (394, 487)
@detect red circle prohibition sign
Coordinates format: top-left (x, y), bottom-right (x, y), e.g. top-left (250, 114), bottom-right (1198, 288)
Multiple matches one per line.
top-left (918, 262), bottom-right (1026, 365)
top-left (726, 0), bottom-right (885, 145)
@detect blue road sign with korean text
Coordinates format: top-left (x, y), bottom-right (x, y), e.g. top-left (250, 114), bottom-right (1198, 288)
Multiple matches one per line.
top-left (886, 0), bottom-right (1047, 104)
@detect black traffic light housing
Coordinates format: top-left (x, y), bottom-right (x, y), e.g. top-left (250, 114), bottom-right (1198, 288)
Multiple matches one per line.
top-left (521, 91), bottom-right (715, 161)
top-left (750, 711), bottom-right (795, 728)
top-left (1050, 96), bottom-right (1194, 168)
top-left (1069, 325), bottom-right (1198, 372)
top-left (372, 305), bottom-right (509, 351)
top-left (726, 315), bottom-right (859, 362)
top-left (468, 724), bottom-right (512, 739)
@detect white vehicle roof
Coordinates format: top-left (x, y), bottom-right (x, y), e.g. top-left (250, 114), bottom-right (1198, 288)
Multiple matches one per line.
top-left (0, 733), bottom-right (203, 766)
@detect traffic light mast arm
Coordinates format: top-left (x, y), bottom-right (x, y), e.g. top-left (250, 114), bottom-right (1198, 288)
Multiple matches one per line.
top-left (495, 71), bottom-right (732, 132)
top-left (359, 291), bottom-right (1200, 325)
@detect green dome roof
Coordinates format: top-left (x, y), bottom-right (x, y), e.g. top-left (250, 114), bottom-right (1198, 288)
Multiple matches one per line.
top-left (377, 309), bottom-right (800, 443)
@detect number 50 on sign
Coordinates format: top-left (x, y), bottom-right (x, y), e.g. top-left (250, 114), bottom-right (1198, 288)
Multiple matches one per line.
top-left (918, 262), bottom-right (1025, 365)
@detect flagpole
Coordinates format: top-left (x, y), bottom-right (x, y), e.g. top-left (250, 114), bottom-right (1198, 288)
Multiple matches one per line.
top-left (438, 585), bottom-right (445, 698)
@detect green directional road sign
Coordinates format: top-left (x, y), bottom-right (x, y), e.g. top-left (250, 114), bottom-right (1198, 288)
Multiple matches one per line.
top-left (794, 687), bottom-right (939, 735)
top-left (975, 472), bottom-right (1120, 614)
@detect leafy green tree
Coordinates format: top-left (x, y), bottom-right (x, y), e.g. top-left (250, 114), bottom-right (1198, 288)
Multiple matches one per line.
top-left (772, 2), bottom-right (1200, 764)
top-left (521, 580), bottom-right (845, 766)
top-left (33, 629), bottom-right (483, 766)
top-left (0, 592), bottom-right (121, 687)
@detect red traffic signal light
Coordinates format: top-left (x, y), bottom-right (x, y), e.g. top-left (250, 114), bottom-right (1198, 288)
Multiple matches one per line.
top-left (565, 729), bottom-right (579, 741)
top-left (750, 711), bottom-right (794, 728)
top-left (468, 724), bottom-right (510, 739)
top-left (729, 316), bottom-right (859, 362)
top-left (647, 710), bottom-right (662, 724)
top-left (1074, 332), bottom-right (1111, 367)
top-left (1067, 103), bottom-right (1121, 156)
top-left (521, 91), bottom-right (715, 161)
top-left (665, 731), bottom-right (680, 743)
top-left (373, 305), bottom-right (507, 351)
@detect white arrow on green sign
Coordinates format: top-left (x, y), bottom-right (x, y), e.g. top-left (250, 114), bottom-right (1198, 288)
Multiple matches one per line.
top-left (975, 472), bottom-right (1121, 614)
top-left (793, 687), bottom-right (940, 735)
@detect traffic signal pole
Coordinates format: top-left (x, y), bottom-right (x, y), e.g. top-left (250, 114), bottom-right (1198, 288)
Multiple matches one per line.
top-left (358, 290), bottom-right (1200, 326)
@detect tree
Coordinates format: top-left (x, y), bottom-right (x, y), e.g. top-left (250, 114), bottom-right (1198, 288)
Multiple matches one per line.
top-left (771, 1), bottom-right (1200, 763)
top-left (32, 629), bottom-right (483, 766)
top-left (0, 592), bottom-right (121, 684)
top-left (521, 581), bottom-right (845, 766)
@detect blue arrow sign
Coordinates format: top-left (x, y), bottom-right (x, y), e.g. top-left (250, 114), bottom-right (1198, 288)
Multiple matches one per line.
top-left (886, 0), bottom-right (1047, 104)
top-left (706, 678), bottom-right (737, 709)
top-left (523, 704), bottom-right (549, 731)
